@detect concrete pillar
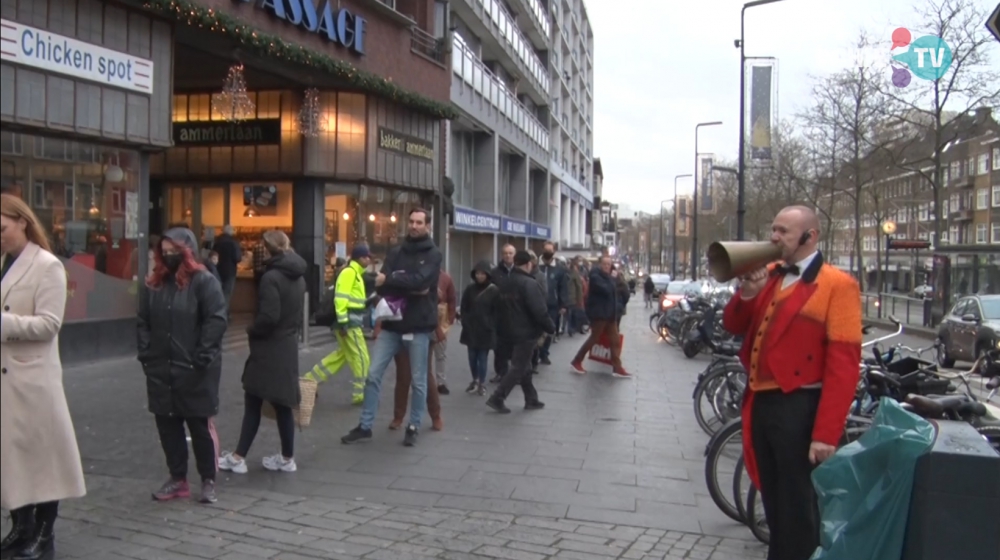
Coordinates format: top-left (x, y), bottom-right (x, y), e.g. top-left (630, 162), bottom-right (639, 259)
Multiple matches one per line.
top-left (510, 155), bottom-right (528, 219)
top-left (473, 132), bottom-right (497, 214)
top-left (292, 178), bottom-right (325, 312)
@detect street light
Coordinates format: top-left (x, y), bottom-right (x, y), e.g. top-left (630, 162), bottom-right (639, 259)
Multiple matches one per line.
top-left (736, 0), bottom-right (787, 242)
top-left (671, 173), bottom-right (693, 278)
top-left (693, 121), bottom-right (722, 281)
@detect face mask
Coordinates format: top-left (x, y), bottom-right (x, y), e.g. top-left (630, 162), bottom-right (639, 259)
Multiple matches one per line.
top-left (542, 251), bottom-right (554, 260)
top-left (162, 254), bottom-right (183, 272)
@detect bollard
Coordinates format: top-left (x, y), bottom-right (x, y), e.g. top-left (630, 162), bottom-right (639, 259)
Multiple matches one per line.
top-left (301, 291), bottom-right (310, 347)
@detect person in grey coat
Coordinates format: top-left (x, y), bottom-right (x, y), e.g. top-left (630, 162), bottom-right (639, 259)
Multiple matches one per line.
top-left (218, 230), bottom-right (306, 475)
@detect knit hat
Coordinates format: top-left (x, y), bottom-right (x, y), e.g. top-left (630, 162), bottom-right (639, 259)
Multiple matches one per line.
top-left (352, 245), bottom-right (371, 259)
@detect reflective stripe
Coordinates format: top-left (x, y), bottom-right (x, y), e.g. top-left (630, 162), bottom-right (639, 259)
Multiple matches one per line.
top-left (335, 292), bottom-right (366, 304)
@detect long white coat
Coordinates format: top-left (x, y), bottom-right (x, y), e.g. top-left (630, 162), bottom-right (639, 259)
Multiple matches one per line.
top-left (1, 242), bottom-right (87, 510)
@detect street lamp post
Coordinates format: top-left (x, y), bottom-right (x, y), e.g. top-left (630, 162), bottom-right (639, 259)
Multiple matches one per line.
top-left (672, 174), bottom-right (692, 278)
top-left (693, 121), bottom-right (722, 281)
top-left (736, 0), bottom-right (786, 241)
top-left (659, 198), bottom-right (671, 274)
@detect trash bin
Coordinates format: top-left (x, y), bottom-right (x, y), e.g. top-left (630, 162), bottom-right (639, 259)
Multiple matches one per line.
top-left (901, 420), bottom-right (1000, 560)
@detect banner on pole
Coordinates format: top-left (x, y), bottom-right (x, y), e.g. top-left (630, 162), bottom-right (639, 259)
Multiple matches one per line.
top-left (748, 61), bottom-right (778, 164)
top-left (698, 154), bottom-right (715, 214)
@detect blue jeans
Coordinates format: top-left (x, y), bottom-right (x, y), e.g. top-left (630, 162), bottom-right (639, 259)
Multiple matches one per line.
top-left (467, 348), bottom-right (490, 384)
top-left (359, 331), bottom-right (432, 431)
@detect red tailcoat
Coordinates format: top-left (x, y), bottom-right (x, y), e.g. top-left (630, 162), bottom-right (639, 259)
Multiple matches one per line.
top-left (722, 256), bottom-right (862, 489)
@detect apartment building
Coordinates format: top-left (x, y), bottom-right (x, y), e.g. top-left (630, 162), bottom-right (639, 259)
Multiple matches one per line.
top-left (549, 0), bottom-right (595, 250)
top-left (820, 107), bottom-right (999, 293)
top-left (445, 0), bottom-right (593, 285)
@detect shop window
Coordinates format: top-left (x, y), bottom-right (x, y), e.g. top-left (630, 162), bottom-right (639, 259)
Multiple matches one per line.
top-left (0, 132), bottom-right (142, 323)
top-left (336, 93), bottom-right (366, 176)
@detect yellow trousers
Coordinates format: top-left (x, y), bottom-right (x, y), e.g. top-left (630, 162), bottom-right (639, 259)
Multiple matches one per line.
top-left (305, 327), bottom-right (369, 404)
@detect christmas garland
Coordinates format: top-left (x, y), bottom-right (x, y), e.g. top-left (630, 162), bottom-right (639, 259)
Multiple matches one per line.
top-left (143, 0), bottom-right (457, 119)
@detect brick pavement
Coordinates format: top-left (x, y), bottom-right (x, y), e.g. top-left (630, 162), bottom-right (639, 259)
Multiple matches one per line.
top-left (2, 300), bottom-right (768, 559)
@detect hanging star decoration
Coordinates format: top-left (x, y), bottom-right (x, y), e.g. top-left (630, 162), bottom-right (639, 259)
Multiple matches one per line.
top-left (142, 0), bottom-right (457, 120)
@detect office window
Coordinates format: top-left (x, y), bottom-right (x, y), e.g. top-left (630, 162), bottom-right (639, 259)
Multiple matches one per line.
top-left (993, 147), bottom-right (1000, 170)
top-left (993, 223), bottom-right (1000, 244)
top-left (977, 188), bottom-right (988, 210)
top-left (950, 160), bottom-right (961, 181)
top-left (978, 153), bottom-right (989, 175)
top-left (949, 225), bottom-right (959, 244)
top-left (967, 157), bottom-right (975, 176)
top-left (975, 223), bottom-right (986, 244)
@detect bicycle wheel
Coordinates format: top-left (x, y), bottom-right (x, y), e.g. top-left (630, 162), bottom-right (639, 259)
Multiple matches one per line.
top-left (693, 364), bottom-right (745, 436)
top-left (703, 419), bottom-right (744, 523)
top-left (732, 456), bottom-right (750, 524)
top-left (745, 484), bottom-right (770, 545)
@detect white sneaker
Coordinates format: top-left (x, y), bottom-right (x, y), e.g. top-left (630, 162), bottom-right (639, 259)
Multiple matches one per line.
top-left (218, 452), bottom-right (248, 474)
top-left (262, 454), bottom-right (297, 473)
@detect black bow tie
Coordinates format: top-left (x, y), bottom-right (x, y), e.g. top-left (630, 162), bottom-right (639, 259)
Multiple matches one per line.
top-left (773, 263), bottom-right (801, 277)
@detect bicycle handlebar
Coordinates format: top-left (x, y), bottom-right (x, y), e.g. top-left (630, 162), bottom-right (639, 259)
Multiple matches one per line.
top-left (862, 319), bottom-right (903, 349)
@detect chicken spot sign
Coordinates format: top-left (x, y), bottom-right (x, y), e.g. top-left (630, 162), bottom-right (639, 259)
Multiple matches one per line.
top-left (236, 0), bottom-right (367, 55)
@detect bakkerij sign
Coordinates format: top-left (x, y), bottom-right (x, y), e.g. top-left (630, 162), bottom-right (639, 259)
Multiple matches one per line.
top-left (0, 19), bottom-right (154, 93)
top-left (236, 0), bottom-right (367, 55)
top-left (453, 206), bottom-right (500, 233)
top-left (530, 224), bottom-right (551, 239)
top-left (501, 217), bottom-right (529, 236)
top-left (378, 127), bottom-right (434, 161)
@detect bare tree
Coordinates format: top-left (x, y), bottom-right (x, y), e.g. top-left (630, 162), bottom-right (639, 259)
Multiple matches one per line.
top-left (873, 0), bottom-right (1000, 244)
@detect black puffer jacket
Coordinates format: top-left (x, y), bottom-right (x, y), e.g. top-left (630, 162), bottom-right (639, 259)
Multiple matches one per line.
top-left (138, 228), bottom-right (228, 418)
top-left (242, 251), bottom-right (307, 408)
top-left (459, 261), bottom-right (498, 350)
top-left (497, 268), bottom-right (556, 343)
top-left (378, 235), bottom-right (442, 334)
top-left (585, 268), bottom-right (619, 322)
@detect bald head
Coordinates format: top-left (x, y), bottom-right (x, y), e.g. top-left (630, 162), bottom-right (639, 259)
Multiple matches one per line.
top-left (779, 205), bottom-right (821, 232)
top-left (771, 205), bottom-right (820, 262)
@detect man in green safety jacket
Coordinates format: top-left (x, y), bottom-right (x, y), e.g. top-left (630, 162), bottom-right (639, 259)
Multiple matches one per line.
top-left (305, 245), bottom-right (371, 404)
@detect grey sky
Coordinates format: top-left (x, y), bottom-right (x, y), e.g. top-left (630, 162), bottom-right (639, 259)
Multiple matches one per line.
top-left (589, 0), bottom-right (991, 213)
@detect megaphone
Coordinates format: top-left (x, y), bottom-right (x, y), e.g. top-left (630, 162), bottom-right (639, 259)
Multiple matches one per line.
top-left (706, 241), bottom-right (782, 282)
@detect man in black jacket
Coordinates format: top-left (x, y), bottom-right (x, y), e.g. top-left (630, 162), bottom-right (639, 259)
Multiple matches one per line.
top-left (489, 243), bottom-right (517, 383)
top-left (212, 225), bottom-right (242, 307)
top-left (486, 250), bottom-right (555, 413)
top-left (342, 208), bottom-right (442, 447)
top-left (536, 242), bottom-right (569, 365)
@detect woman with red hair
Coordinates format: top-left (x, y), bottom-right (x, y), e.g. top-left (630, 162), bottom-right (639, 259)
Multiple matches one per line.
top-left (138, 228), bottom-right (227, 504)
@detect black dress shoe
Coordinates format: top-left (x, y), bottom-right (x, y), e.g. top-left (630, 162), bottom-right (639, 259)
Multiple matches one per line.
top-left (1, 507), bottom-right (35, 560)
top-left (525, 401), bottom-right (546, 410)
top-left (11, 520), bottom-right (53, 560)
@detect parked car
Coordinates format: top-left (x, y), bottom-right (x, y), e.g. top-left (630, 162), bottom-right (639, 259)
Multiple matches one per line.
top-left (649, 273), bottom-right (672, 293)
top-left (912, 284), bottom-right (933, 299)
top-left (936, 294), bottom-right (1000, 370)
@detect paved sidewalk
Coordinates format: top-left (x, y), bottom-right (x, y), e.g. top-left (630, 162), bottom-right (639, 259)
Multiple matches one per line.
top-left (3, 300), bottom-right (768, 559)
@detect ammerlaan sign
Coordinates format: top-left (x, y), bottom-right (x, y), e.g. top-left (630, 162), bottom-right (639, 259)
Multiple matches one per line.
top-left (236, 0), bottom-right (367, 55)
top-left (173, 119), bottom-right (282, 146)
top-left (0, 19), bottom-right (154, 93)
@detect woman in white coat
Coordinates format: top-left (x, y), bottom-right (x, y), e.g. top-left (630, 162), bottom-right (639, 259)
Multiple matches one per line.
top-left (1, 193), bottom-right (86, 560)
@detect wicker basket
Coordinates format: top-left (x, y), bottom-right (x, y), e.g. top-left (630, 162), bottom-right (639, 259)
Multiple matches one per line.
top-left (261, 377), bottom-right (319, 429)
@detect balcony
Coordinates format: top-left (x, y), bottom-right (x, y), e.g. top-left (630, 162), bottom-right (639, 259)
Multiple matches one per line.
top-left (950, 208), bottom-right (973, 221)
top-left (510, 0), bottom-right (550, 48)
top-left (410, 28), bottom-right (446, 65)
top-left (454, 0), bottom-right (550, 103)
top-left (452, 39), bottom-right (549, 159)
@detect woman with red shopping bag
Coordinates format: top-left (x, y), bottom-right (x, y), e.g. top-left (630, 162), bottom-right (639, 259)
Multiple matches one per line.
top-left (569, 256), bottom-right (629, 378)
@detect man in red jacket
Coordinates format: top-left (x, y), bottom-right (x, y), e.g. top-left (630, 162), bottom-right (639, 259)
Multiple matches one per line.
top-left (722, 205), bottom-right (862, 560)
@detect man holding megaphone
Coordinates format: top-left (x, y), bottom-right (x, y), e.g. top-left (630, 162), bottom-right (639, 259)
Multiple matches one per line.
top-left (719, 205), bottom-right (862, 560)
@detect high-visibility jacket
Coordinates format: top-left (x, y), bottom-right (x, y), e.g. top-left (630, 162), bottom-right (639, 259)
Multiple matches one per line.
top-left (335, 260), bottom-right (368, 328)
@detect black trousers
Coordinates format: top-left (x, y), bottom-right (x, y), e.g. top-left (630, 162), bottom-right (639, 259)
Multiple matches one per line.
top-left (751, 389), bottom-right (822, 560)
top-left (495, 340), bottom-right (539, 404)
top-left (235, 392), bottom-right (295, 459)
top-left (494, 339), bottom-right (512, 378)
top-left (155, 415), bottom-right (219, 482)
